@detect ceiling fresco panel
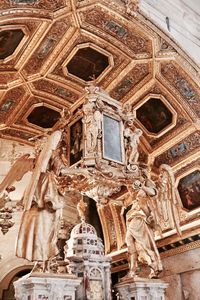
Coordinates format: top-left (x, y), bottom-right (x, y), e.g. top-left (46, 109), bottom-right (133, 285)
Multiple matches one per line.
top-left (110, 63), bottom-right (152, 101)
top-left (22, 18), bottom-right (72, 78)
top-left (154, 131), bottom-right (200, 167)
top-left (15, 95), bottom-right (66, 130)
top-left (79, 6), bottom-right (153, 58)
top-left (0, 86), bottom-right (27, 124)
top-left (161, 62), bottom-right (200, 118)
top-left (27, 105), bottom-right (61, 129)
top-left (0, 128), bottom-right (35, 143)
top-left (66, 46), bottom-right (109, 82)
top-left (0, 0), bottom-right (66, 11)
top-left (31, 79), bottom-right (80, 104)
top-left (0, 20), bottom-right (45, 73)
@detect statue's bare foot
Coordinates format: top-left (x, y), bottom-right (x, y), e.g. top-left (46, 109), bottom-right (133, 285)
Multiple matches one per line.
top-left (120, 270), bottom-right (139, 281)
top-left (149, 269), bottom-right (159, 279)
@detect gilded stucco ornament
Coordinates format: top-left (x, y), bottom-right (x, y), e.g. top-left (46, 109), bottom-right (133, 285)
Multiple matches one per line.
top-left (122, 0), bottom-right (140, 16)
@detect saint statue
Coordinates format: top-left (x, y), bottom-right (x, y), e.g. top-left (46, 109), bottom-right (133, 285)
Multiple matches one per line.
top-left (77, 197), bottom-right (87, 222)
top-left (122, 164), bottom-right (181, 279)
top-left (122, 178), bottom-right (163, 279)
top-left (82, 101), bottom-right (102, 153)
top-left (15, 130), bottom-right (65, 271)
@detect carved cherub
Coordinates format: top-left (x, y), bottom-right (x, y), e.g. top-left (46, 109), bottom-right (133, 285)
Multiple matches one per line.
top-left (124, 127), bottom-right (142, 165)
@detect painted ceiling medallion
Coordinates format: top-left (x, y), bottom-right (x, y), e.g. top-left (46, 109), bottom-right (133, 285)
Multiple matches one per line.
top-left (27, 105), bottom-right (61, 129)
top-left (66, 46), bottom-right (109, 82)
top-left (136, 98), bottom-right (173, 134)
top-left (0, 29), bottom-right (24, 60)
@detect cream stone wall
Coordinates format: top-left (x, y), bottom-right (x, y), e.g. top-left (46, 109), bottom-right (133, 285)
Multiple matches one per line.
top-left (141, 0), bottom-right (200, 65)
top-left (161, 247), bottom-right (200, 300)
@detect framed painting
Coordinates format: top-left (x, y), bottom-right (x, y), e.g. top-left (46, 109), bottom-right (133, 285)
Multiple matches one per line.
top-left (178, 170), bottom-right (200, 210)
top-left (102, 114), bottom-right (123, 163)
top-left (0, 29), bottom-right (24, 59)
top-left (136, 98), bottom-right (173, 134)
top-left (69, 118), bottom-right (83, 166)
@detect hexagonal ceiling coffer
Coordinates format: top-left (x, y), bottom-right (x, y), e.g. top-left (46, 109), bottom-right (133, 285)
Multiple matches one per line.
top-left (136, 96), bottom-right (176, 136)
top-left (65, 45), bottom-right (111, 82)
top-left (27, 105), bottom-right (61, 129)
top-left (0, 29), bottom-right (25, 60)
top-left (177, 169), bottom-right (200, 211)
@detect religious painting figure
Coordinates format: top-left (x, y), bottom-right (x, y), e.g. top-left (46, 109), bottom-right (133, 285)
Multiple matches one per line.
top-left (70, 119), bottom-right (83, 165)
top-left (178, 170), bottom-right (200, 210)
top-left (124, 127), bottom-right (142, 165)
top-left (15, 130), bottom-right (65, 271)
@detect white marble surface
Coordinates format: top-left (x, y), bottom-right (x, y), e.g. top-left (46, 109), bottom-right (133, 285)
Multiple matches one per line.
top-left (161, 247), bottom-right (200, 300)
top-left (115, 277), bottom-right (168, 300)
top-left (141, 0), bottom-right (200, 65)
top-left (14, 273), bottom-right (81, 300)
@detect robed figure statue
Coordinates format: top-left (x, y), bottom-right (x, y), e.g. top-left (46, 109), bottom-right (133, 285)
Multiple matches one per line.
top-left (15, 130), bottom-right (64, 270)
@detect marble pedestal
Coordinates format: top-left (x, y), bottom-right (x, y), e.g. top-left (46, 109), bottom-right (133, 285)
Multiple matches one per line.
top-left (14, 272), bottom-right (82, 300)
top-left (115, 277), bottom-right (168, 300)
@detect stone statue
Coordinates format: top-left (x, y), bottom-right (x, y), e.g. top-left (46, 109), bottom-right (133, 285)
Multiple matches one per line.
top-left (15, 130), bottom-right (65, 271)
top-left (122, 178), bottom-right (163, 279)
top-left (122, 164), bottom-right (181, 279)
top-left (82, 101), bottom-right (102, 153)
top-left (77, 197), bottom-right (87, 222)
top-left (124, 127), bottom-right (142, 165)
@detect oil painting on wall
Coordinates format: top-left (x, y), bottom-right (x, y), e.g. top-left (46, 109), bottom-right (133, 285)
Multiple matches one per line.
top-left (136, 98), bottom-right (173, 134)
top-left (70, 118), bottom-right (83, 165)
top-left (178, 170), bottom-right (200, 210)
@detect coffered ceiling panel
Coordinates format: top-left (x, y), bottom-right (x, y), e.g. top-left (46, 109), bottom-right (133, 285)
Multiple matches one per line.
top-left (0, 0), bottom-right (199, 172)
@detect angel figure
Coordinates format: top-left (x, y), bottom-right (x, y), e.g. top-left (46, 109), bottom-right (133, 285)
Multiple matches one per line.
top-left (15, 130), bottom-right (65, 272)
top-left (123, 178), bottom-right (162, 279)
top-left (156, 164), bottom-right (181, 236)
top-left (0, 154), bottom-right (35, 194)
top-left (124, 127), bottom-right (142, 166)
top-left (123, 164), bottom-right (181, 279)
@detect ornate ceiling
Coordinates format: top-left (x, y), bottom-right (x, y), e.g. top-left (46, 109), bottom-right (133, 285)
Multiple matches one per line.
top-left (0, 0), bottom-right (199, 272)
top-left (0, 1), bottom-right (199, 181)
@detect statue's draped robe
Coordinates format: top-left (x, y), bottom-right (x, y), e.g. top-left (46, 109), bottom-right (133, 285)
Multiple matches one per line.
top-left (126, 196), bottom-right (162, 272)
top-left (16, 171), bottom-right (62, 262)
